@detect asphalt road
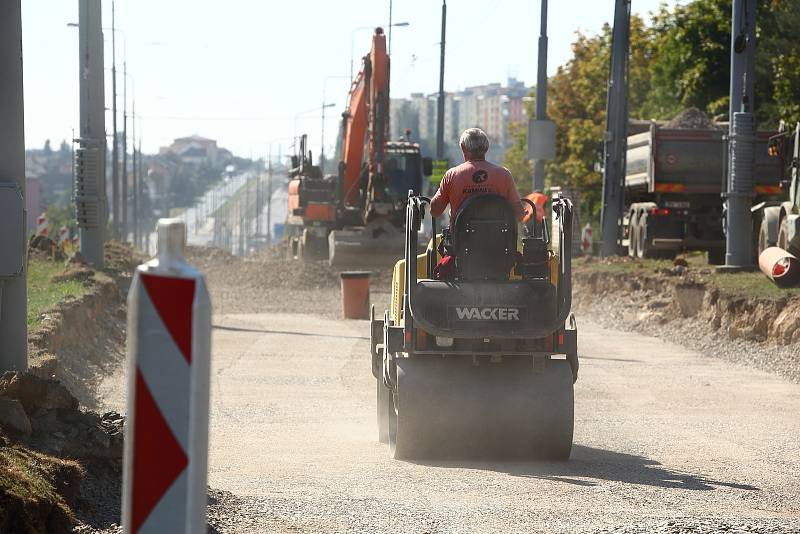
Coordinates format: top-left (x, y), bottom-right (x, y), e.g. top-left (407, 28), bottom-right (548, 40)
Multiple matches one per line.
top-left (205, 311), bottom-right (800, 533)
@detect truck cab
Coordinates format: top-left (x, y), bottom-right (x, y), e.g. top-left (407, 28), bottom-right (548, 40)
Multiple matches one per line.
top-left (759, 123), bottom-right (800, 256)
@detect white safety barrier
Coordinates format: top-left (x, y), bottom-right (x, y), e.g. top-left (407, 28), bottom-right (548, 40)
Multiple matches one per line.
top-left (122, 218), bottom-right (212, 534)
top-left (581, 223), bottom-right (593, 255)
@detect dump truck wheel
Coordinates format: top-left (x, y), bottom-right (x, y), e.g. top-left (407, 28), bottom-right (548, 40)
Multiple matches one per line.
top-left (778, 218), bottom-right (790, 251)
top-left (628, 213), bottom-right (639, 258)
top-left (758, 218), bottom-right (771, 256)
top-left (388, 357), bottom-right (574, 460)
top-left (637, 214), bottom-right (657, 259)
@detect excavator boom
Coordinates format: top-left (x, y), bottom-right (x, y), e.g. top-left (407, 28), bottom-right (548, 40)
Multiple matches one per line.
top-left (329, 27), bottom-right (427, 268)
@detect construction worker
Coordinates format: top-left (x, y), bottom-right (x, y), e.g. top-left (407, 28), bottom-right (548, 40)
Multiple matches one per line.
top-left (523, 191), bottom-right (548, 224)
top-left (430, 128), bottom-right (525, 221)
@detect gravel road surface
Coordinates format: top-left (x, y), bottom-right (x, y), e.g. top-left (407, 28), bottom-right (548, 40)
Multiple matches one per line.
top-left (205, 310), bottom-right (800, 533)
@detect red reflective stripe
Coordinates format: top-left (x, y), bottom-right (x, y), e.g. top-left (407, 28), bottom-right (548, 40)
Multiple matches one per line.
top-left (131, 370), bottom-right (188, 533)
top-left (654, 183), bottom-right (686, 193)
top-left (141, 274), bottom-right (196, 364)
top-left (558, 333), bottom-right (565, 346)
top-left (755, 185), bottom-right (782, 194)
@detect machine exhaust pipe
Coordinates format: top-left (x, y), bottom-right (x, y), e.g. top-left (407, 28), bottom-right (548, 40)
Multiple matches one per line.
top-left (759, 246), bottom-right (800, 287)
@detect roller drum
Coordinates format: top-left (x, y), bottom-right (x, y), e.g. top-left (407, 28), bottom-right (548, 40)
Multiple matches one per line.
top-left (388, 356), bottom-right (574, 460)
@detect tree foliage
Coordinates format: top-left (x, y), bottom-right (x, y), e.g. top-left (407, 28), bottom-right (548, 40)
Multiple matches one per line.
top-left (503, 0), bottom-right (800, 221)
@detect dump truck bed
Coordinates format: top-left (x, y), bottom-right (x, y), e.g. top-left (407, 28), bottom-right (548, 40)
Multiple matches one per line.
top-left (625, 126), bottom-right (781, 195)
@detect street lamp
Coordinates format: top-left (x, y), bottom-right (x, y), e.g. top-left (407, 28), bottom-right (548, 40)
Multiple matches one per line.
top-left (294, 103), bottom-right (335, 149)
top-left (350, 22), bottom-right (409, 82)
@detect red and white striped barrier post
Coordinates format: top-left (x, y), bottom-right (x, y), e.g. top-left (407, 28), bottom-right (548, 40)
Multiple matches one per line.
top-left (58, 226), bottom-right (69, 244)
top-left (36, 212), bottom-right (49, 237)
top-left (123, 218), bottom-right (212, 534)
top-left (581, 223), bottom-right (593, 255)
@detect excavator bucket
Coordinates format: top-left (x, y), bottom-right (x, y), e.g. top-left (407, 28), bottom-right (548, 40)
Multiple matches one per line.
top-left (385, 356), bottom-right (574, 460)
top-left (329, 227), bottom-right (413, 268)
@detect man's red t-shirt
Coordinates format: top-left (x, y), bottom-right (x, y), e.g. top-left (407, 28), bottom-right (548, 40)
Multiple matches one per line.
top-left (430, 159), bottom-right (524, 220)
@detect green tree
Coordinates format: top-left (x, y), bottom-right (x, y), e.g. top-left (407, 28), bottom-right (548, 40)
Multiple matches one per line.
top-left (642, 1), bottom-right (732, 119)
top-left (503, 121), bottom-right (532, 190)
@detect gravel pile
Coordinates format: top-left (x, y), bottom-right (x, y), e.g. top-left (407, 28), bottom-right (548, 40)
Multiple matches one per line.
top-left (185, 245), bottom-right (393, 318)
top-left (664, 107), bottom-right (721, 130)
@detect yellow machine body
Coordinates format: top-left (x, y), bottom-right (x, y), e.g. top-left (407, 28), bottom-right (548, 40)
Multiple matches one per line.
top-left (390, 236), bottom-right (559, 324)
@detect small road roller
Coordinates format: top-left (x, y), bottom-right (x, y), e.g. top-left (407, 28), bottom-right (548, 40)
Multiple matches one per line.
top-left (370, 193), bottom-right (578, 460)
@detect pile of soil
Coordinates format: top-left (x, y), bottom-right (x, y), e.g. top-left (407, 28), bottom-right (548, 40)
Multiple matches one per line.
top-left (664, 107), bottom-right (721, 130)
top-left (186, 244), bottom-right (393, 318)
top-left (0, 372), bottom-right (123, 533)
top-left (0, 445), bottom-right (82, 533)
top-left (29, 235), bottom-right (65, 262)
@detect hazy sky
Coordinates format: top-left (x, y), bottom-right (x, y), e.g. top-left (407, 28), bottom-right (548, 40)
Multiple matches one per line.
top-left (21, 0), bottom-right (678, 157)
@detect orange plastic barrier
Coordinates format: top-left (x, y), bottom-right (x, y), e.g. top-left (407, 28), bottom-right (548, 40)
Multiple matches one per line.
top-left (340, 271), bottom-right (371, 319)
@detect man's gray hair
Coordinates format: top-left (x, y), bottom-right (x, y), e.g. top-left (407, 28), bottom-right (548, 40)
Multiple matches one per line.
top-left (459, 128), bottom-right (490, 155)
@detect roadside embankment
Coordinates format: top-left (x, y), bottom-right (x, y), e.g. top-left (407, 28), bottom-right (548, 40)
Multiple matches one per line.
top-left (0, 239), bottom-right (136, 533)
top-left (574, 256), bottom-right (800, 382)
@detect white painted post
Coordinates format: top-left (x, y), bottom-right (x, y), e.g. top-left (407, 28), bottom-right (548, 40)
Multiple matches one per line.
top-left (122, 218), bottom-right (212, 534)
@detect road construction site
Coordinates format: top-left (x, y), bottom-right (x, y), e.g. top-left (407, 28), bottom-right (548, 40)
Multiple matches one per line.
top-left (5, 0), bottom-right (800, 531)
top-left (4, 231), bottom-right (800, 533)
top-left (52, 243), bottom-right (785, 532)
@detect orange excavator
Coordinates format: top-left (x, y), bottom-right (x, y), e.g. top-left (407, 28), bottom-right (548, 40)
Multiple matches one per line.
top-left (287, 27), bottom-right (431, 266)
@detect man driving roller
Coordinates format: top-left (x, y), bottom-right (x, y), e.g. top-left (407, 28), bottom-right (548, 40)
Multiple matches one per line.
top-left (430, 128), bottom-right (525, 221)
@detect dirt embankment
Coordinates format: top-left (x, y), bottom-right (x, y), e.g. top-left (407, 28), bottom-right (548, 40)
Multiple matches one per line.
top-left (574, 258), bottom-right (800, 381)
top-left (0, 241), bottom-right (136, 533)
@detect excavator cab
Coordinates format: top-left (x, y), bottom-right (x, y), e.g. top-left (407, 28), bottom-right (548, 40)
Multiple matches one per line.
top-left (371, 192), bottom-right (578, 460)
top-left (384, 151), bottom-right (422, 199)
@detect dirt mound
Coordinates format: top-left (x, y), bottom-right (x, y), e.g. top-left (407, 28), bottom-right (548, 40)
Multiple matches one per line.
top-left (0, 445), bottom-right (82, 534)
top-left (664, 107), bottom-right (720, 130)
top-left (28, 235), bottom-right (65, 262)
top-left (0, 371), bottom-right (124, 533)
top-left (50, 263), bottom-right (94, 284)
top-left (184, 243), bottom-right (398, 317)
top-left (103, 241), bottom-right (141, 275)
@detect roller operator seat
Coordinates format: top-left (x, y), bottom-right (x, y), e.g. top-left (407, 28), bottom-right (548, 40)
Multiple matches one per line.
top-left (451, 194), bottom-right (518, 281)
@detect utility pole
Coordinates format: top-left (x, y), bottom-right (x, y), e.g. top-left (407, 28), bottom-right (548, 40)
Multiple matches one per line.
top-left (600, 0), bottom-right (631, 257)
top-left (121, 61), bottom-right (128, 242)
top-left (321, 97), bottom-right (327, 175)
top-left (436, 0), bottom-right (447, 159)
top-left (110, 0), bottom-right (119, 239)
top-left (76, 0), bottom-right (106, 267)
top-left (0, 0), bottom-right (28, 372)
top-left (532, 0), bottom-right (549, 192)
top-left (723, 0), bottom-right (757, 269)
top-left (138, 134), bottom-right (144, 250)
top-left (132, 100), bottom-right (138, 248)
top-left (267, 154), bottom-right (273, 245)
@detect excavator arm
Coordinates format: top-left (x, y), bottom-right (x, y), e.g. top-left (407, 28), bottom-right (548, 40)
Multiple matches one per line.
top-left (339, 27), bottom-right (390, 212)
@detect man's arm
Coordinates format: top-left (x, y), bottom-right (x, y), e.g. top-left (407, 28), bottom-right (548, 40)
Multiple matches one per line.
top-left (429, 173), bottom-right (450, 217)
top-left (505, 171), bottom-right (525, 221)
